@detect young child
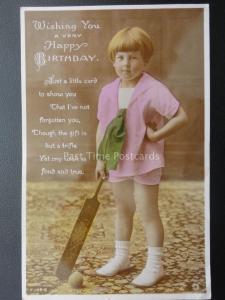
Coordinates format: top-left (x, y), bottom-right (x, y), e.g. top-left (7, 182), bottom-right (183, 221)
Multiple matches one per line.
top-left (95, 27), bottom-right (188, 287)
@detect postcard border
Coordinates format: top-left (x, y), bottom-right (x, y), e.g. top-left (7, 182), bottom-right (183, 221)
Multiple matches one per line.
top-left (21, 4), bottom-right (211, 300)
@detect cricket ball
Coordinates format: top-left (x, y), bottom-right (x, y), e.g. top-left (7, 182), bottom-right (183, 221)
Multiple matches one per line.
top-left (68, 271), bottom-right (83, 288)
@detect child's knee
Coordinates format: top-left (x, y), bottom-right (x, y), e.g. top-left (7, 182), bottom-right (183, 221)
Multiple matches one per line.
top-left (116, 202), bottom-right (136, 217)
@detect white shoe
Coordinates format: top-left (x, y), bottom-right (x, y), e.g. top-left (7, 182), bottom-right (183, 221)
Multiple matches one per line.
top-left (132, 266), bottom-right (164, 287)
top-left (96, 258), bottom-right (131, 277)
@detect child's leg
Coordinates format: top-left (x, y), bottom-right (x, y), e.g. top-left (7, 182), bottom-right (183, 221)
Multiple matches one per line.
top-left (96, 180), bottom-right (135, 276)
top-left (112, 180), bottom-right (136, 241)
top-left (132, 182), bottom-right (164, 286)
top-left (134, 183), bottom-right (163, 246)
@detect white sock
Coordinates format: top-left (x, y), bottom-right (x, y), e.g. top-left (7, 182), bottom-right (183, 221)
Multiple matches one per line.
top-left (96, 241), bottom-right (130, 276)
top-left (146, 246), bottom-right (163, 271)
top-left (115, 240), bottom-right (130, 261)
top-left (132, 246), bottom-right (164, 287)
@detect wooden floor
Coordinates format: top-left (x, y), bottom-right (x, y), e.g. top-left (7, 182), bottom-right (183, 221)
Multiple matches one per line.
top-left (26, 180), bottom-right (206, 296)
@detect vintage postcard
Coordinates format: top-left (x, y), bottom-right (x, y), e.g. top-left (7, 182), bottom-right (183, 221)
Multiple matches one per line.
top-left (21, 4), bottom-right (210, 299)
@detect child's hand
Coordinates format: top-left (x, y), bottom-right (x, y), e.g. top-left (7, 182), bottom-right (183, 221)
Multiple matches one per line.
top-left (95, 160), bottom-right (107, 180)
top-left (146, 122), bottom-right (159, 142)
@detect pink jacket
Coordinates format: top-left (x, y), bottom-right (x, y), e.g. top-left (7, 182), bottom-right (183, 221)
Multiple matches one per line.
top-left (97, 72), bottom-right (180, 176)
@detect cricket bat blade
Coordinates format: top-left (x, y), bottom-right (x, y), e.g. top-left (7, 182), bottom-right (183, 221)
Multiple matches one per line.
top-left (56, 179), bottom-right (104, 280)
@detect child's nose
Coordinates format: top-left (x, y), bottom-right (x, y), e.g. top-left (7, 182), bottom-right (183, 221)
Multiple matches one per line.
top-left (123, 57), bottom-right (130, 66)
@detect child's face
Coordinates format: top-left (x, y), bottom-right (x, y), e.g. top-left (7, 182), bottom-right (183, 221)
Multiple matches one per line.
top-left (113, 51), bottom-right (146, 86)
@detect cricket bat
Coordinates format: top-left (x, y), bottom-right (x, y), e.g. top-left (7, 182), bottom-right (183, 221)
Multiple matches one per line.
top-left (56, 178), bottom-right (104, 280)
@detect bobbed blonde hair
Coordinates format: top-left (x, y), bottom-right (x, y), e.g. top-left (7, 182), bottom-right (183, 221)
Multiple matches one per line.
top-left (108, 27), bottom-right (154, 63)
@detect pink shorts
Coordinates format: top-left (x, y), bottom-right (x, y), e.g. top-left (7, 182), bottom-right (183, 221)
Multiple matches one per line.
top-left (108, 168), bottom-right (162, 185)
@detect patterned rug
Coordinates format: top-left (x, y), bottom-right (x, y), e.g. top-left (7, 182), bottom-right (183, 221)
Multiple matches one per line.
top-left (26, 180), bottom-right (206, 295)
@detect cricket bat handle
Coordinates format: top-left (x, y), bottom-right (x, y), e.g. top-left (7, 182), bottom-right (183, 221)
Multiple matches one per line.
top-left (93, 177), bottom-right (104, 198)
